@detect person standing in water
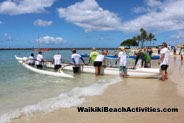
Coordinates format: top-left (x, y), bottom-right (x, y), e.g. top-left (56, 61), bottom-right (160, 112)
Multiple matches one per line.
top-left (88, 48), bottom-right (99, 65)
top-left (115, 46), bottom-right (127, 78)
top-left (36, 51), bottom-right (44, 69)
top-left (53, 52), bottom-right (62, 71)
top-left (28, 53), bottom-right (35, 65)
top-left (71, 49), bottom-right (85, 73)
top-left (93, 51), bottom-right (106, 76)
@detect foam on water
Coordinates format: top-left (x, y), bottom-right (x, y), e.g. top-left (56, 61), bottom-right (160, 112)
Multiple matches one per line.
top-left (0, 77), bottom-right (121, 123)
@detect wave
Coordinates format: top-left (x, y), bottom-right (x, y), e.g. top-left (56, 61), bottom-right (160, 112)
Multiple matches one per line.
top-left (0, 77), bottom-right (121, 123)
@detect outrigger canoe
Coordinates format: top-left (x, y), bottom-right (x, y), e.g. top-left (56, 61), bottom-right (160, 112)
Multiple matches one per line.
top-left (45, 62), bottom-right (161, 78)
top-left (15, 55), bottom-right (74, 79)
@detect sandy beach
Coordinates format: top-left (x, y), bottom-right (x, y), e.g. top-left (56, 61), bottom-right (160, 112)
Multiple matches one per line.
top-left (14, 55), bottom-right (184, 123)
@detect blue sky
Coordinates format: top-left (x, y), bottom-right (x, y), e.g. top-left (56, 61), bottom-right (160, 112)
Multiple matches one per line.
top-left (0, 0), bottom-right (183, 48)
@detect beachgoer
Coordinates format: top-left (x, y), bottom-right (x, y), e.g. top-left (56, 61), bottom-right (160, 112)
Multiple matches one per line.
top-left (158, 42), bottom-right (169, 81)
top-left (171, 46), bottom-right (176, 55)
top-left (157, 47), bottom-right (160, 55)
top-left (88, 48), bottom-right (99, 65)
top-left (94, 51), bottom-right (106, 76)
top-left (134, 50), bottom-right (151, 68)
top-left (114, 50), bottom-right (118, 57)
top-left (36, 51), bottom-right (44, 69)
top-left (168, 45), bottom-right (171, 51)
top-left (53, 52), bottom-right (62, 71)
top-left (147, 47), bottom-right (153, 56)
top-left (115, 46), bottom-right (127, 78)
top-left (180, 47), bottom-right (184, 61)
top-left (71, 49), bottom-right (85, 73)
top-left (28, 53), bottom-right (35, 65)
top-left (105, 50), bottom-right (109, 56)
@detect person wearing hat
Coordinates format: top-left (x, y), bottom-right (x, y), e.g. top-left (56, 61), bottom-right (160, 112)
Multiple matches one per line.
top-left (88, 48), bottom-right (99, 65)
top-left (134, 49), bottom-right (151, 68)
top-left (36, 51), bottom-right (44, 69)
top-left (71, 49), bottom-right (85, 73)
top-left (115, 46), bottom-right (127, 78)
top-left (28, 53), bottom-right (35, 65)
top-left (53, 52), bottom-right (62, 71)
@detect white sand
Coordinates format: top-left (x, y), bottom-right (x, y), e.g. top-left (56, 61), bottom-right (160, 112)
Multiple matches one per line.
top-left (14, 56), bottom-right (184, 123)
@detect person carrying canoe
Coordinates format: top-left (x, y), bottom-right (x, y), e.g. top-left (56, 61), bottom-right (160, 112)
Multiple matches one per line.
top-left (53, 52), bottom-right (62, 71)
top-left (71, 49), bottom-right (85, 73)
top-left (94, 51), bottom-right (106, 76)
top-left (134, 49), bottom-right (151, 68)
top-left (28, 53), bottom-right (35, 65)
top-left (36, 51), bottom-right (44, 69)
top-left (115, 46), bottom-right (127, 78)
top-left (88, 48), bottom-right (99, 65)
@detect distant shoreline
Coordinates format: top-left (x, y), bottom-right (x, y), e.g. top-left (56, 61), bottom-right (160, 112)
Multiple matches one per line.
top-left (0, 48), bottom-right (118, 50)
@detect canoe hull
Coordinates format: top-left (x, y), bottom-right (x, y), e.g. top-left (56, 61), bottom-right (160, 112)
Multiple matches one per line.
top-left (46, 62), bottom-right (160, 78)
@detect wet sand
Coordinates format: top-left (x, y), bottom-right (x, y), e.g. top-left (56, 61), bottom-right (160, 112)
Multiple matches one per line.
top-left (14, 56), bottom-right (184, 123)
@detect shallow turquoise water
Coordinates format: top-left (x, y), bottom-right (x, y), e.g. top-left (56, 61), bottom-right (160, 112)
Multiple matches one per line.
top-left (0, 50), bottom-right (120, 123)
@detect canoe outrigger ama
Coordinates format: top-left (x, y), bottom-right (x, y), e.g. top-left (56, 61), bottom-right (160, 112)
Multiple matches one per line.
top-left (15, 55), bottom-right (74, 79)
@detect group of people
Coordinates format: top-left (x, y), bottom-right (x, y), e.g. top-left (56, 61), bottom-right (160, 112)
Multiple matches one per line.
top-left (114, 42), bottom-right (169, 81)
top-left (27, 42), bottom-right (170, 81)
top-left (27, 51), bottom-right (62, 71)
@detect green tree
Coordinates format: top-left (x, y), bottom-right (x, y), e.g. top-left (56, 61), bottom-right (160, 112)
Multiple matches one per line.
top-left (140, 28), bottom-right (148, 48)
top-left (147, 33), bottom-right (157, 46)
top-left (120, 39), bottom-right (138, 48)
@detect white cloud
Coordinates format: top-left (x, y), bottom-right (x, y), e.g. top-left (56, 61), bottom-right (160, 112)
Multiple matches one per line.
top-left (145, 0), bottom-right (162, 7)
top-left (57, 0), bottom-right (122, 32)
top-left (0, 0), bottom-right (55, 15)
top-left (37, 36), bottom-right (66, 44)
top-left (57, 0), bottom-right (184, 35)
top-left (123, 0), bottom-right (184, 32)
top-left (171, 31), bottom-right (184, 40)
top-left (34, 19), bottom-right (53, 27)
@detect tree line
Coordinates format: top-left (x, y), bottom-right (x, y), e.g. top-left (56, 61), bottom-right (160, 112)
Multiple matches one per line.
top-left (121, 28), bottom-right (157, 48)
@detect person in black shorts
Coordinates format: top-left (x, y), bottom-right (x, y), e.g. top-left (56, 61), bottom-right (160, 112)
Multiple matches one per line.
top-left (158, 42), bottom-right (169, 81)
top-left (93, 51), bottom-right (106, 75)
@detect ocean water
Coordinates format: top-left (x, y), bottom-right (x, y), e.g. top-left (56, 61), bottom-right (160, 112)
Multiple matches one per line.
top-left (0, 50), bottom-right (121, 123)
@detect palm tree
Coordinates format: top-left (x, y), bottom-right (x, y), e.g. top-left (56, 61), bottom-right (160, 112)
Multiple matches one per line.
top-left (140, 28), bottom-right (148, 48)
top-left (147, 33), bottom-right (157, 46)
top-left (132, 36), bottom-right (138, 47)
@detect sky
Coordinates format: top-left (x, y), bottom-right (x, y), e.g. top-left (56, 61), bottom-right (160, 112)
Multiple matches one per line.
top-left (0, 0), bottom-right (184, 48)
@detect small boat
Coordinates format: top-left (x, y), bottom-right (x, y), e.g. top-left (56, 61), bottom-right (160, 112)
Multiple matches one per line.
top-left (15, 56), bottom-right (74, 79)
top-left (81, 54), bottom-right (89, 58)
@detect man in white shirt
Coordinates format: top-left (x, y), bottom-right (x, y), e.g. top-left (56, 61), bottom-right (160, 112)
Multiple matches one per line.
top-left (53, 52), bottom-right (62, 71)
top-left (158, 42), bottom-right (169, 81)
top-left (115, 46), bottom-right (127, 78)
top-left (28, 53), bottom-right (35, 65)
top-left (71, 49), bottom-right (85, 73)
top-left (36, 51), bottom-right (43, 69)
